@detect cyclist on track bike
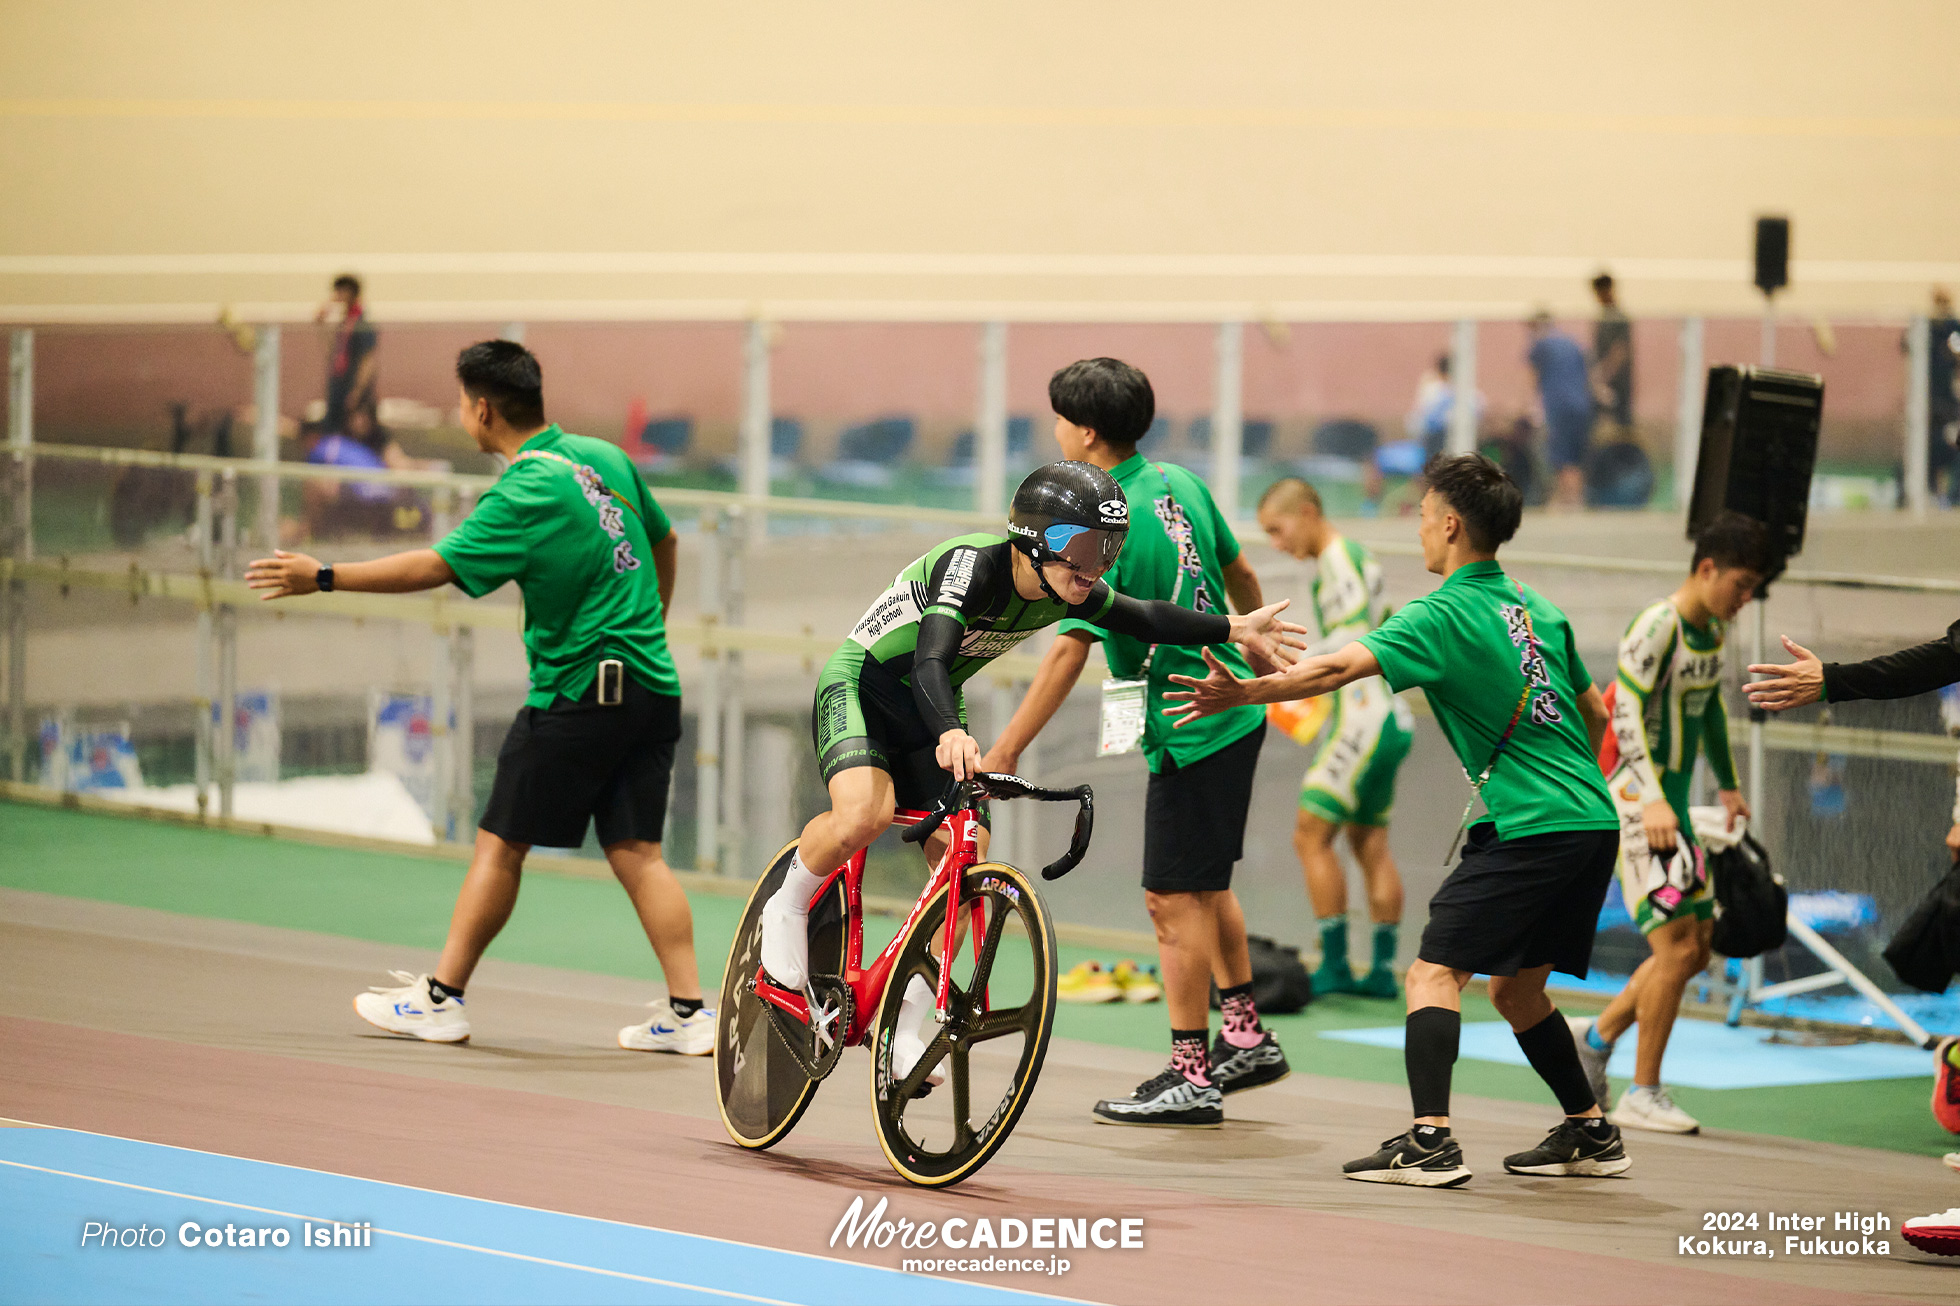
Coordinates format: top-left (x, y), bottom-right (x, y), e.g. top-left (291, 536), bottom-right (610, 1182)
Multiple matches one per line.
top-left (759, 459), bottom-right (1305, 1082)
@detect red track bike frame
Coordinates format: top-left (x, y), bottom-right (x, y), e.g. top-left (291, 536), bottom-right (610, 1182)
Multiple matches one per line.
top-left (749, 804), bottom-right (985, 1044)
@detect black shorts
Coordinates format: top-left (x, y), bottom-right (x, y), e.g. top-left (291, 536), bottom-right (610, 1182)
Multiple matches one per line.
top-left (479, 675), bottom-right (681, 850)
top-left (1142, 725), bottom-right (1264, 894)
top-left (1419, 823), bottom-right (1618, 979)
top-left (811, 643), bottom-right (984, 823)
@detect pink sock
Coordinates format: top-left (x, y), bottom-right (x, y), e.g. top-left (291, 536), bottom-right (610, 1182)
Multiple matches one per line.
top-left (1221, 988), bottom-right (1264, 1049)
top-left (1171, 1031), bottom-right (1213, 1087)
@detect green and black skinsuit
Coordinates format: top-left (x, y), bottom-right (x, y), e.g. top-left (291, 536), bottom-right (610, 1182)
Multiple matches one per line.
top-left (814, 532), bottom-right (1230, 809)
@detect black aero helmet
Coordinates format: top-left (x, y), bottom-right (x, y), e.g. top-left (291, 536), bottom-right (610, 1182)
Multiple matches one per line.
top-left (1008, 461), bottom-right (1129, 579)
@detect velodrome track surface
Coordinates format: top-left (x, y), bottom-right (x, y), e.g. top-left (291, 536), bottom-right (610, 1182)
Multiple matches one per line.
top-left (5, 884), bottom-right (1958, 1305)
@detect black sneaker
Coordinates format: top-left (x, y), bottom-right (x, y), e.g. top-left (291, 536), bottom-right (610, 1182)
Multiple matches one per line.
top-left (1502, 1119), bottom-right (1632, 1176)
top-left (1208, 1030), bottom-right (1290, 1096)
top-left (1092, 1067), bottom-right (1223, 1128)
top-left (1342, 1130), bottom-right (1472, 1187)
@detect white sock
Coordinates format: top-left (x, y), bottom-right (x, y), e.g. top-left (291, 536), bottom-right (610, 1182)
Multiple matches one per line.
top-left (774, 850), bottom-right (823, 915)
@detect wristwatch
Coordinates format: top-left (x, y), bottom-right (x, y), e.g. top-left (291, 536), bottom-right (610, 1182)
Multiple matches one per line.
top-left (316, 563), bottom-right (335, 593)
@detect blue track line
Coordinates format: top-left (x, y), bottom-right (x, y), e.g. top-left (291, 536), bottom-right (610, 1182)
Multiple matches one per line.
top-left (0, 1128), bottom-right (1084, 1306)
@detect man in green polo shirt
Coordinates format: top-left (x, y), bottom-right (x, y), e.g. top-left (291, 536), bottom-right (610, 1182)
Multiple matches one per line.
top-left (983, 357), bottom-right (1289, 1129)
top-left (1165, 454), bottom-right (1628, 1188)
top-left (245, 340), bottom-right (710, 1056)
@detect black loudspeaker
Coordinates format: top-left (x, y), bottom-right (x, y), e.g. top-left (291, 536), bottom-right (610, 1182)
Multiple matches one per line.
top-left (1687, 365), bottom-right (1823, 573)
top-left (1754, 216), bottom-right (1790, 294)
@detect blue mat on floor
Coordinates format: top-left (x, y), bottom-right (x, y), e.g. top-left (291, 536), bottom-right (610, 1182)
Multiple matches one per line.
top-left (1319, 1017), bottom-right (1937, 1089)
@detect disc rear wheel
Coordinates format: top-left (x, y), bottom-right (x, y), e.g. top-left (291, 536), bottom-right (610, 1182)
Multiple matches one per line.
top-left (714, 841), bottom-right (848, 1149)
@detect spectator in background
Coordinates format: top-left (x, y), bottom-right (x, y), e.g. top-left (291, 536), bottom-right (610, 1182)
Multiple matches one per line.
top-left (318, 274), bottom-right (379, 441)
top-left (1528, 310), bottom-right (1596, 510)
top-left (1919, 287), bottom-right (1960, 506)
top-left (1590, 273), bottom-right (1634, 435)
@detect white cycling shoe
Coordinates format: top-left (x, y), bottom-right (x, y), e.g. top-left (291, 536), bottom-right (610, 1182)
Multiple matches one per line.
top-left (892, 974), bottom-right (948, 1088)
top-left (759, 890), bottom-right (811, 990)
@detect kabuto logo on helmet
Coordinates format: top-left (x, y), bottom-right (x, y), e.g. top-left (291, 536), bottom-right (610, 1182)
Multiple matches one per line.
top-left (1098, 499), bottom-right (1129, 523)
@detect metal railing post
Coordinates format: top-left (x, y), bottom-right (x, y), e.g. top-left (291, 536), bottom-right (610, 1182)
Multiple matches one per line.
top-left (740, 319), bottom-right (772, 546)
top-left (3, 332), bottom-right (27, 781)
top-left (452, 624), bottom-right (476, 835)
top-left (252, 325), bottom-right (281, 550)
top-left (976, 322), bottom-right (1009, 516)
top-left (215, 470), bottom-right (238, 819)
top-left (1674, 317), bottom-right (1705, 513)
top-left (1212, 322), bottom-right (1244, 519)
top-left (1447, 319), bottom-right (1478, 456)
top-left (693, 508), bottom-right (724, 875)
top-left (1905, 314), bottom-right (1931, 515)
top-left (193, 471), bottom-right (215, 816)
top-left (720, 507), bottom-right (746, 877)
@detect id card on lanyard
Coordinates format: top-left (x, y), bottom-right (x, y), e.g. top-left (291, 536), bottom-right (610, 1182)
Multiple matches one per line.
top-left (1099, 463), bottom-right (1185, 758)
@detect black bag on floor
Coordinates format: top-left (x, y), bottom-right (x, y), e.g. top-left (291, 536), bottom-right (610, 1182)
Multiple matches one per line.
top-left (1883, 863), bottom-right (1960, 994)
top-left (1209, 934), bottom-right (1315, 1014)
top-left (1710, 833), bottom-right (1787, 959)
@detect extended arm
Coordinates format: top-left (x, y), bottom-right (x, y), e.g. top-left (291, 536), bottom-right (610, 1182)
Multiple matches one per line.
top-left (979, 632), bottom-right (1092, 775)
top-left (1578, 685), bottom-right (1609, 758)
top-left (1748, 623), bottom-right (1960, 710)
top-left (245, 548), bottom-right (454, 598)
top-left (1162, 641), bottom-right (1380, 728)
top-left (1089, 588), bottom-right (1306, 674)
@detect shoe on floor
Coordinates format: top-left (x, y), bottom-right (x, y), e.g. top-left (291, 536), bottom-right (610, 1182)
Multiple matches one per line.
top-left (1933, 1037), bottom-right (1960, 1134)
top-left (1902, 1208), bottom-right (1960, 1256)
top-left (1569, 1016), bottom-right (1612, 1111)
top-left (1943, 1152), bottom-right (1960, 1174)
top-left (1209, 1029), bottom-right (1289, 1095)
top-left (1059, 960), bottom-right (1122, 1004)
top-left (1111, 959), bottom-right (1162, 1004)
top-left (354, 971), bottom-right (471, 1043)
top-left (1342, 1129), bottom-right (1472, 1187)
top-left (1353, 964), bottom-right (1399, 999)
top-left (1503, 1119), bottom-right (1632, 1176)
top-left (618, 999), bottom-right (715, 1055)
top-left (1609, 1084), bottom-right (1699, 1135)
top-left (1092, 1067), bottom-right (1223, 1127)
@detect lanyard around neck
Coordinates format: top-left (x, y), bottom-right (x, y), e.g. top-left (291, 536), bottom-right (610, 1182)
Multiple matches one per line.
top-left (1444, 577), bottom-right (1542, 864)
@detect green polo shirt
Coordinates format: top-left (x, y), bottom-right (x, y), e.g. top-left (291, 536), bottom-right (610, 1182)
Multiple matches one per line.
top-left (435, 425), bottom-right (680, 708)
top-left (1058, 453), bottom-right (1263, 774)
top-left (1359, 560), bottom-right (1614, 840)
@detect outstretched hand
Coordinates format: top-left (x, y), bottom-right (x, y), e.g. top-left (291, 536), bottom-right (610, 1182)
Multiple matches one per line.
top-left (1229, 599), bottom-right (1309, 677)
top-left (244, 550), bottom-right (323, 600)
top-left (1746, 635), bottom-right (1824, 711)
top-left (1161, 647), bottom-right (1253, 728)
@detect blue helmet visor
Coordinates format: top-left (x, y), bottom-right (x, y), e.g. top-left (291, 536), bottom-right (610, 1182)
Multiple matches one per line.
top-left (1041, 523), bottom-right (1126, 576)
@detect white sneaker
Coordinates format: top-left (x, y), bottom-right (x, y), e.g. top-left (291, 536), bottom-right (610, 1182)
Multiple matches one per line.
top-left (353, 971), bottom-right (471, 1043)
top-left (759, 890), bottom-right (810, 990)
top-left (619, 999), bottom-right (715, 1055)
top-left (1943, 1152), bottom-right (1959, 1174)
top-left (1569, 1016), bottom-right (1612, 1110)
top-left (891, 974), bottom-right (947, 1088)
top-left (1609, 1083), bottom-right (1700, 1134)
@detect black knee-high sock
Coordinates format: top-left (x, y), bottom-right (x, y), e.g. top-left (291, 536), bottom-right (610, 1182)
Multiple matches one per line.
top-left (1405, 1006), bottom-right (1460, 1119)
top-left (1514, 1008), bottom-right (1598, 1115)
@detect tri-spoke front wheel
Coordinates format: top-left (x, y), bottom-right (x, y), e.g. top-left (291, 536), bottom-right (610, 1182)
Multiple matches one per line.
top-left (869, 862), bottom-right (1057, 1187)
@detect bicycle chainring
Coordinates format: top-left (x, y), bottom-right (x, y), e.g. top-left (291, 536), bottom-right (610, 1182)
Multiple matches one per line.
top-left (761, 973), bottom-right (853, 1082)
